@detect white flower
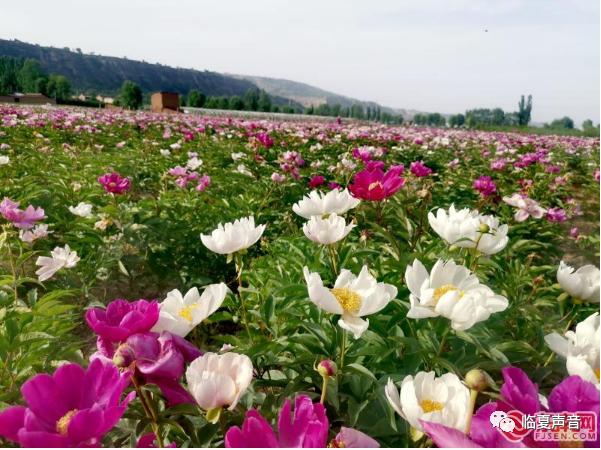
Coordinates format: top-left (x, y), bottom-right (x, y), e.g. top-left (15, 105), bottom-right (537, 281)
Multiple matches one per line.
top-left (557, 261), bottom-right (600, 302)
top-left (428, 205), bottom-right (508, 255)
top-left (385, 372), bottom-right (471, 433)
top-left (502, 193), bottom-right (546, 222)
top-left (302, 213), bottom-right (355, 245)
top-left (35, 245), bottom-right (80, 281)
top-left (405, 259), bottom-right (508, 331)
top-left (152, 283), bottom-right (228, 337)
top-left (0, 155), bottom-right (9, 165)
top-left (186, 352), bottom-right (253, 411)
top-left (186, 156), bottom-right (203, 170)
top-left (201, 216), bottom-right (266, 255)
top-left (231, 152), bottom-right (246, 161)
top-left (292, 189), bottom-right (361, 219)
top-left (160, 149), bottom-right (171, 157)
top-left (68, 202), bottom-right (93, 218)
top-left (19, 224), bottom-right (51, 243)
top-left (303, 265), bottom-right (397, 338)
top-left (236, 164), bottom-right (253, 176)
top-left (545, 313), bottom-right (599, 385)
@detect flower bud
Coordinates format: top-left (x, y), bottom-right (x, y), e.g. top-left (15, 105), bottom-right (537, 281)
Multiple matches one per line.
top-left (448, 244), bottom-right (459, 252)
top-left (317, 359), bottom-right (337, 378)
top-left (465, 369), bottom-right (492, 392)
top-left (112, 343), bottom-right (135, 368)
top-left (478, 223), bottom-right (490, 234)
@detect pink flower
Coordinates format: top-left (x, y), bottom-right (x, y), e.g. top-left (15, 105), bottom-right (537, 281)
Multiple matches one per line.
top-left (85, 299), bottom-right (159, 343)
top-left (225, 395), bottom-right (329, 448)
top-left (410, 161), bottom-right (433, 177)
top-left (352, 146), bottom-right (373, 163)
top-left (328, 182), bottom-right (341, 190)
top-left (271, 172), bottom-right (286, 183)
top-left (594, 168), bottom-right (600, 182)
top-left (547, 207), bottom-right (568, 222)
top-left (196, 175), bottom-right (211, 192)
top-left (255, 132), bottom-right (274, 148)
top-left (503, 193), bottom-right (546, 222)
top-left (309, 175), bottom-right (325, 188)
top-left (98, 172), bottom-right (130, 194)
top-left (168, 166), bottom-right (188, 177)
top-left (331, 427), bottom-right (380, 448)
top-left (0, 359), bottom-right (134, 447)
top-left (0, 198), bottom-right (45, 229)
top-left (570, 227), bottom-right (579, 239)
top-left (490, 158), bottom-right (507, 171)
top-left (349, 161), bottom-right (405, 201)
top-left (473, 176), bottom-right (497, 197)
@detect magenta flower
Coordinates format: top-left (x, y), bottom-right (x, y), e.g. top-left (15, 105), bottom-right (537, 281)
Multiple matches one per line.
top-left (225, 395), bottom-right (329, 448)
top-left (349, 161), bottom-right (405, 201)
top-left (352, 146), bottom-right (373, 163)
top-left (168, 166), bottom-right (187, 177)
top-left (85, 299), bottom-right (159, 343)
top-left (196, 175), bottom-right (211, 192)
top-left (328, 182), bottom-right (341, 190)
top-left (95, 331), bottom-right (201, 406)
top-left (546, 207), bottom-right (568, 223)
top-left (410, 161), bottom-right (433, 177)
top-left (473, 176), bottom-right (497, 197)
top-left (490, 158), bottom-right (508, 171)
top-left (0, 359), bottom-right (134, 447)
top-left (309, 175), bottom-right (325, 188)
top-left (421, 367), bottom-right (600, 448)
top-left (255, 132), bottom-right (274, 148)
top-left (0, 198), bottom-right (45, 229)
top-left (594, 168), bottom-right (600, 182)
top-left (98, 172), bottom-right (131, 194)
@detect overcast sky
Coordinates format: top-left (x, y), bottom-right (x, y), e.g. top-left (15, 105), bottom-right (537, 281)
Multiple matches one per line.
top-left (2, 0), bottom-right (599, 124)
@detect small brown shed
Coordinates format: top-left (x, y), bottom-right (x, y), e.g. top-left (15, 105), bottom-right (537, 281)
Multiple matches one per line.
top-left (0, 93), bottom-right (56, 105)
top-left (151, 92), bottom-right (180, 113)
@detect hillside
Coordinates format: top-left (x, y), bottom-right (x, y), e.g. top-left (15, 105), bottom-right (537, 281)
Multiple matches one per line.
top-left (0, 39), bottom-right (284, 102)
top-left (235, 74), bottom-right (416, 117)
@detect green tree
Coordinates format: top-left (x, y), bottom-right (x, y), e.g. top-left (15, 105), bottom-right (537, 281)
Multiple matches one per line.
top-left (350, 104), bottom-right (364, 119)
top-left (119, 80), bottom-right (143, 110)
top-left (549, 116), bottom-right (574, 129)
top-left (243, 88), bottom-right (260, 111)
top-left (17, 59), bottom-right (46, 92)
top-left (229, 96), bottom-right (245, 110)
top-left (187, 89), bottom-right (206, 107)
top-left (517, 94), bottom-right (533, 126)
top-left (449, 114), bottom-right (465, 127)
top-left (257, 91), bottom-right (272, 112)
top-left (0, 56), bottom-right (22, 95)
top-left (47, 74), bottom-right (71, 100)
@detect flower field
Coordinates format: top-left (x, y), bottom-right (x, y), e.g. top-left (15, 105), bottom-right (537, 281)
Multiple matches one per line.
top-left (0, 104), bottom-right (599, 448)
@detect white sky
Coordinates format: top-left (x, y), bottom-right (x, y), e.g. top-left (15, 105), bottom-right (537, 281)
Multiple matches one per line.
top-left (2, 0), bottom-right (599, 124)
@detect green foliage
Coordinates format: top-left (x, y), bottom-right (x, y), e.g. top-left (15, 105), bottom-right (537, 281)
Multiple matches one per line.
top-left (119, 80), bottom-right (143, 110)
top-left (518, 94), bottom-right (533, 126)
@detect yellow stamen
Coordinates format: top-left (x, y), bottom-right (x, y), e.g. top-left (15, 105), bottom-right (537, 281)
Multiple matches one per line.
top-left (331, 288), bottom-right (362, 314)
top-left (368, 181), bottom-right (382, 191)
top-left (432, 284), bottom-right (463, 304)
top-left (56, 409), bottom-right (78, 436)
top-left (178, 305), bottom-right (198, 322)
top-left (420, 399), bottom-right (444, 413)
top-left (595, 367), bottom-right (600, 381)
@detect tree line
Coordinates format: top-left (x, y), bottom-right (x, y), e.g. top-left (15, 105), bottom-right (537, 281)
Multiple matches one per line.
top-left (0, 56), bottom-right (71, 100)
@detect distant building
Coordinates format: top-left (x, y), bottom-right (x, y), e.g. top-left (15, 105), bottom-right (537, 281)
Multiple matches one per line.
top-left (96, 95), bottom-right (114, 105)
top-left (0, 93), bottom-right (56, 105)
top-left (151, 92), bottom-right (179, 113)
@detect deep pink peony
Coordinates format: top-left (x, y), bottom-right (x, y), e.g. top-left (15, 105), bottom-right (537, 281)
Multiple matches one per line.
top-left (225, 395), bottom-right (329, 448)
top-left (546, 207), bottom-right (568, 223)
top-left (95, 331), bottom-right (201, 406)
top-left (421, 367), bottom-right (600, 448)
top-left (0, 359), bottom-right (134, 447)
top-left (309, 175), bottom-right (325, 188)
top-left (409, 161), bottom-right (433, 177)
top-left (473, 175), bottom-right (497, 197)
top-left (85, 299), bottom-right (159, 343)
top-left (348, 161), bottom-right (405, 201)
top-left (0, 197), bottom-right (45, 229)
top-left (98, 172), bottom-right (131, 194)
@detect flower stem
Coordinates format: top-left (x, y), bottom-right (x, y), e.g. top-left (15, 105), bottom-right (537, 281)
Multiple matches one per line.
top-left (235, 254), bottom-right (252, 341)
top-left (464, 389), bottom-right (479, 434)
top-left (327, 244), bottom-right (339, 277)
top-left (131, 375), bottom-right (163, 448)
top-left (339, 328), bottom-right (348, 374)
top-left (320, 376), bottom-right (328, 404)
top-left (437, 326), bottom-right (450, 357)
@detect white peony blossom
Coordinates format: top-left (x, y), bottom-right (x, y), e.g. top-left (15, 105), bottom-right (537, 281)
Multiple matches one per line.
top-left (557, 261), bottom-right (600, 303)
top-left (385, 372), bottom-right (471, 433)
top-left (201, 216), bottom-right (266, 255)
top-left (405, 259), bottom-right (508, 330)
top-left (545, 312), bottom-right (599, 385)
top-left (303, 265), bottom-right (397, 338)
top-left (68, 202), bottom-right (93, 218)
top-left (152, 283), bottom-right (228, 337)
top-left (302, 213), bottom-right (355, 245)
top-left (186, 352), bottom-right (253, 411)
top-left (292, 188), bottom-right (360, 219)
top-left (35, 245), bottom-right (80, 281)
